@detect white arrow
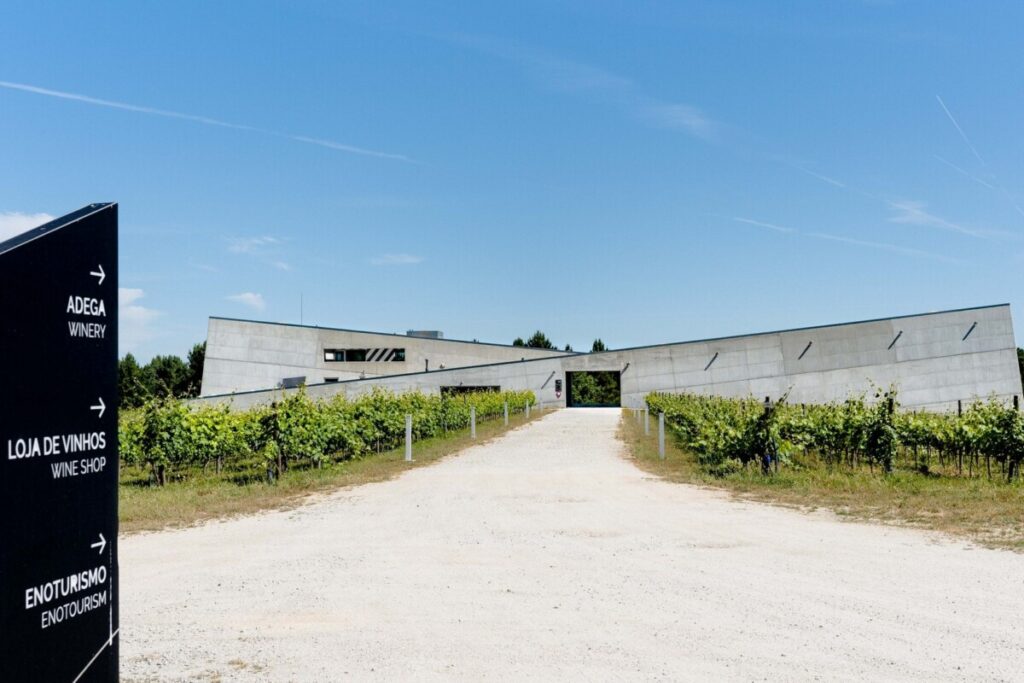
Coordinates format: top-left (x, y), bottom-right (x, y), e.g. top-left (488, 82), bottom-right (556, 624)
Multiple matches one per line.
top-left (90, 397), bottom-right (106, 419)
top-left (90, 533), bottom-right (106, 555)
top-left (89, 264), bottom-right (106, 285)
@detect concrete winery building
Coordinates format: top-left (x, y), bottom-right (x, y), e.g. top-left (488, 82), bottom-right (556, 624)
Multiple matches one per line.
top-left (198, 304), bottom-right (1023, 412)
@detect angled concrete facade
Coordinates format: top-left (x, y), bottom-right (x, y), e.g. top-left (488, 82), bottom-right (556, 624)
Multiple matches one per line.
top-left (201, 317), bottom-right (570, 396)
top-left (197, 305), bottom-right (1023, 413)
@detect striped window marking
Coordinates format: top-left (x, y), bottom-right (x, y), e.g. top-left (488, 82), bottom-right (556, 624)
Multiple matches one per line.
top-left (324, 348), bottom-right (406, 362)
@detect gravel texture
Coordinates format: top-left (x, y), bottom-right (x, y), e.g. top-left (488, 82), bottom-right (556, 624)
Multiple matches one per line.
top-left (121, 408), bottom-right (1024, 681)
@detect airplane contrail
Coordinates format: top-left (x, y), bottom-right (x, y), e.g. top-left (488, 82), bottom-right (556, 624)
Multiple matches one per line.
top-left (935, 95), bottom-right (985, 166)
top-left (933, 154), bottom-right (995, 190)
top-left (0, 80), bottom-right (414, 162)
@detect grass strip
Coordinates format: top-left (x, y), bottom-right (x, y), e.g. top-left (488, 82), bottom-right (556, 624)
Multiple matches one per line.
top-left (619, 409), bottom-right (1024, 551)
top-left (120, 409), bottom-right (544, 534)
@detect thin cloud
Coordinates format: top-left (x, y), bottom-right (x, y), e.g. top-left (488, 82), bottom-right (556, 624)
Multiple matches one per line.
top-left (886, 200), bottom-right (1004, 239)
top-left (933, 154), bottom-right (995, 190)
top-left (783, 154), bottom-right (1020, 236)
top-left (446, 33), bottom-right (631, 93)
top-left (728, 215), bottom-right (962, 264)
top-left (444, 33), bottom-right (715, 141)
top-left (793, 165), bottom-right (847, 189)
top-left (119, 287), bottom-right (162, 353)
top-left (119, 288), bottom-right (146, 307)
top-left (227, 236), bottom-right (280, 254)
top-left (286, 135), bottom-right (416, 162)
top-left (0, 80), bottom-right (414, 162)
top-left (997, 187), bottom-right (1024, 219)
top-left (369, 253), bottom-right (424, 266)
top-left (188, 260), bottom-right (219, 273)
top-left (732, 216), bottom-right (797, 234)
top-left (774, 156), bottom-right (888, 204)
top-left (0, 211), bottom-right (54, 241)
top-left (935, 95), bottom-right (985, 166)
top-left (771, 155), bottom-right (850, 190)
top-left (642, 104), bottom-right (716, 139)
top-left (806, 232), bottom-right (965, 264)
top-left (227, 292), bottom-right (265, 311)
top-left (228, 236), bottom-right (296, 272)
top-left (934, 97), bottom-right (1024, 219)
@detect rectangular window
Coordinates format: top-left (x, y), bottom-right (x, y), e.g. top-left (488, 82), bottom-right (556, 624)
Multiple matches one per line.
top-left (324, 348), bottom-right (405, 362)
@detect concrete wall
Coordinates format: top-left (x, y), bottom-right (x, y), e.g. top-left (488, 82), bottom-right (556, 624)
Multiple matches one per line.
top-left (200, 317), bottom-right (569, 396)
top-left (196, 305), bottom-right (1023, 413)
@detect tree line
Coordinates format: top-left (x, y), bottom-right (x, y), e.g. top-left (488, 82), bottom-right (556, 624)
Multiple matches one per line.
top-left (119, 342), bottom-right (205, 408)
top-left (512, 330), bottom-right (607, 353)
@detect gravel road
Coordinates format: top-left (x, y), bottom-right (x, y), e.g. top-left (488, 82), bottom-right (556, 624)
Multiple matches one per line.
top-left (121, 408), bottom-right (1024, 681)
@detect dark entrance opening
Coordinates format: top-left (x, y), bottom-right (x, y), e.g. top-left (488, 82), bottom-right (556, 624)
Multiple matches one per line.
top-left (565, 371), bottom-right (621, 407)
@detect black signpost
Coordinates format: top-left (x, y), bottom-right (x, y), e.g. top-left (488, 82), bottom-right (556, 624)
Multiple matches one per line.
top-left (0, 204), bottom-right (119, 682)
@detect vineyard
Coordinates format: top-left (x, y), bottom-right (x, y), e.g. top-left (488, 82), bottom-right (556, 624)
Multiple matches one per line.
top-left (119, 388), bottom-right (535, 486)
top-left (645, 389), bottom-right (1024, 482)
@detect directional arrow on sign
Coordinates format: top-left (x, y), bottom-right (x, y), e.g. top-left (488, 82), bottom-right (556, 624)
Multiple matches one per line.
top-left (90, 398), bottom-right (106, 419)
top-left (89, 264), bottom-right (106, 285)
top-left (90, 533), bottom-right (106, 555)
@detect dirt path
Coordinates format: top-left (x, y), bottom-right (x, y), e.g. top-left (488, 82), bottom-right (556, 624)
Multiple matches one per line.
top-left (121, 408), bottom-right (1024, 681)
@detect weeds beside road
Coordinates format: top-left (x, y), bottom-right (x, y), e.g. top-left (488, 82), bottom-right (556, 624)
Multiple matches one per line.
top-left (620, 409), bottom-right (1024, 551)
top-left (120, 407), bottom-right (543, 534)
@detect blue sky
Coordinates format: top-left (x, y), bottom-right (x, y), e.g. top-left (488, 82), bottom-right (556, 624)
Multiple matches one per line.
top-left (2, 1), bottom-right (1022, 360)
